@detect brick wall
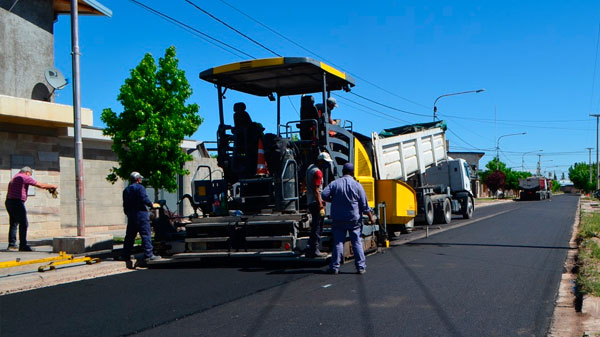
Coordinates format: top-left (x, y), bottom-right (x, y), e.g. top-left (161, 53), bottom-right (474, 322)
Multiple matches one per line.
top-left (0, 128), bottom-right (127, 239)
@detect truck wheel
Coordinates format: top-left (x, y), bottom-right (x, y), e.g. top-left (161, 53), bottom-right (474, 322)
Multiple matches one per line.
top-left (424, 196), bottom-right (434, 226)
top-left (462, 197), bottom-right (474, 219)
top-left (440, 198), bottom-right (452, 224)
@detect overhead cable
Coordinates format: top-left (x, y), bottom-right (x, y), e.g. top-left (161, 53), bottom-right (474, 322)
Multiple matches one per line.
top-left (185, 0), bottom-right (281, 57)
top-left (129, 0), bottom-right (254, 59)
top-left (217, 0), bottom-right (430, 110)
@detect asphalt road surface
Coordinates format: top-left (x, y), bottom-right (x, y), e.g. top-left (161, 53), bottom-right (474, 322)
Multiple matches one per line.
top-left (0, 194), bottom-right (578, 337)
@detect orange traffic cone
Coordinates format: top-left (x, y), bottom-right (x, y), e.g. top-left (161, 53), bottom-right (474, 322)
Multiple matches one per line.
top-left (256, 138), bottom-right (269, 176)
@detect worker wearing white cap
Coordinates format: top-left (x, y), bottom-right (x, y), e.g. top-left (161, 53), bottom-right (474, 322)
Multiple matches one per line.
top-left (315, 97), bottom-right (338, 125)
top-left (304, 152), bottom-right (333, 258)
top-left (122, 171), bottom-right (162, 266)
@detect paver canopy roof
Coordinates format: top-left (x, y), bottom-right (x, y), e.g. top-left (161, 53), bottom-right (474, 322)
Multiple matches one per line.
top-left (199, 57), bottom-right (355, 97)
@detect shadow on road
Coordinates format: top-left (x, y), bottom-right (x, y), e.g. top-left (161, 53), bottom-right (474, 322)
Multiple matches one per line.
top-left (388, 248), bottom-right (465, 337)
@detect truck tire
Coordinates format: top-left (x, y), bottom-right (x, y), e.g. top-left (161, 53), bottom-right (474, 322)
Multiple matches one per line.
top-left (437, 198), bottom-right (452, 224)
top-left (463, 196), bottom-right (474, 219)
top-left (424, 196), bottom-right (434, 226)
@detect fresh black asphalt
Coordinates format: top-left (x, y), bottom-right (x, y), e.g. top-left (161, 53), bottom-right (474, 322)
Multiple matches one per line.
top-left (0, 194), bottom-right (578, 337)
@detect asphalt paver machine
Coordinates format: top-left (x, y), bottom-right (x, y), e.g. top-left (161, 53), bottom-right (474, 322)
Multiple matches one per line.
top-left (149, 57), bottom-right (384, 263)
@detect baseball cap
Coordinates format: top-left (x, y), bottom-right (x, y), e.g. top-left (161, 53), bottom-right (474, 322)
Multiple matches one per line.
top-left (130, 171), bottom-right (143, 182)
top-left (326, 97), bottom-right (338, 108)
top-left (317, 152), bottom-right (333, 162)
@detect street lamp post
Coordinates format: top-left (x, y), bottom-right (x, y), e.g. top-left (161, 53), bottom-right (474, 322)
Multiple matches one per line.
top-left (433, 88), bottom-right (486, 121)
top-left (521, 149), bottom-right (542, 171)
top-left (496, 132), bottom-right (527, 170)
top-left (539, 160), bottom-right (553, 176)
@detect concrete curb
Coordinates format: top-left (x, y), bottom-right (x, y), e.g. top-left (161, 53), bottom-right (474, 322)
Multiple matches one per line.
top-left (547, 196), bottom-right (583, 336)
top-left (0, 260), bottom-right (133, 295)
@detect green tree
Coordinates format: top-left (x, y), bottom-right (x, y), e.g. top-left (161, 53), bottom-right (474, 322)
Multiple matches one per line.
top-left (505, 169), bottom-right (531, 191)
top-left (551, 179), bottom-right (560, 193)
top-left (479, 158), bottom-right (531, 196)
top-left (101, 46), bottom-right (202, 199)
top-left (478, 158), bottom-right (507, 185)
top-left (569, 162), bottom-right (594, 192)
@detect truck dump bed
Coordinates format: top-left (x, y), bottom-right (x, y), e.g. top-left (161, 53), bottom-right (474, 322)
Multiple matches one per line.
top-left (518, 177), bottom-right (546, 191)
top-left (372, 126), bottom-right (447, 181)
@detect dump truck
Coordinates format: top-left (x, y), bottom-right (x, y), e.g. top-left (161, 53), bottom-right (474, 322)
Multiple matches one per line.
top-left (371, 122), bottom-right (475, 226)
top-left (519, 176), bottom-right (552, 200)
top-left (147, 57), bottom-right (420, 264)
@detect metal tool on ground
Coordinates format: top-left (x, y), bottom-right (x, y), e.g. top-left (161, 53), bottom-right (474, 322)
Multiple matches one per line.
top-left (38, 256), bottom-right (100, 272)
top-left (0, 251), bottom-right (71, 269)
top-left (0, 251), bottom-right (100, 272)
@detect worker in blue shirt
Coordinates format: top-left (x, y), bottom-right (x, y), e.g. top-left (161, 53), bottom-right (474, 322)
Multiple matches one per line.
top-left (322, 163), bottom-right (375, 274)
top-left (122, 172), bottom-right (161, 266)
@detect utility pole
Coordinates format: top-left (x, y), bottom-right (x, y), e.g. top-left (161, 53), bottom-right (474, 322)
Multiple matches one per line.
top-left (592, 114), bottom-right (600, 190)
top-left (71, 0), bottom-right (85, 236)
top-left (537, 154), bottom-right (542, 176)
top-left (587, 147), bottom-right (594, 184)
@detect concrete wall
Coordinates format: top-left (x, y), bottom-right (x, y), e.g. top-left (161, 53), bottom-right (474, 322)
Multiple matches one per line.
top-left (0, 1), bottom-right (55, 101)
top-left (57, 137), bottom-right (126, 234)
top-left (0, 124), bottom-right (127, 239)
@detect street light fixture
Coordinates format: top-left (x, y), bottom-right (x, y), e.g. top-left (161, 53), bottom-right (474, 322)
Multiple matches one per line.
top-left (496, 132), bottom-right (527, 170)
top-left (521, 149), bottom-right (543, 171)
top-left (433, 88), bottom-right (486, 121)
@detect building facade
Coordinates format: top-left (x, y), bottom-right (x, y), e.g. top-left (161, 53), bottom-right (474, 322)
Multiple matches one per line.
top-left (447, 151), bottom-right (485, 198)
top-left (0, 1), bottom-right (214, 239)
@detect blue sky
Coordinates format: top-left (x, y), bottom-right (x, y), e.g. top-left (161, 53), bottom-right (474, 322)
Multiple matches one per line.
top-left (52, 1), bottom-right (600, 178)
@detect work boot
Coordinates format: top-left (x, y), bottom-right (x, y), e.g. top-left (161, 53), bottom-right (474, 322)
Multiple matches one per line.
top-left (146, 255), bottom-right (163, 262)
top-left (7, 245), bottom-right (18, 251)
top-left (125, 260), bottom-right (134, 270)
top-left (19, 245), bottom-right (33, 252)
top-left (306, 251), bottom-right (327, 258)
top-left (357, 269), bottom-right (366, 275)
top-left (326, 268), bottom-right (339, 275)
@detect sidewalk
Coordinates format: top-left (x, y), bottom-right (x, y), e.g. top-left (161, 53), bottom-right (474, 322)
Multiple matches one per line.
top-left (0, 230), bottom-right (133, 295)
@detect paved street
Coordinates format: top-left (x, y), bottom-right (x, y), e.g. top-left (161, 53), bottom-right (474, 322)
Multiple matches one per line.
top-left (0, 195), bottom-right (577, 337)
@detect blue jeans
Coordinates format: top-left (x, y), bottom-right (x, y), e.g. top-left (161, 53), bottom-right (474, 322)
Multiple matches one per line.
top-left (306, 202), bottom-right (324, 255)
top-left (329, 221), bottom-right (366, 272)
top-left (123, 211), bottom-right (154, 259)
top-left (5, 199), bottom-right (28, 247)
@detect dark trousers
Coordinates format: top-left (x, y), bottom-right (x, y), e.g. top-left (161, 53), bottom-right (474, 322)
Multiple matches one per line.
top-left (307, 202), bottom-right (324, 254)
top-left (5, 199), bottom-right (28, 247)
top-left (123, 211), bottom-right (154, 259)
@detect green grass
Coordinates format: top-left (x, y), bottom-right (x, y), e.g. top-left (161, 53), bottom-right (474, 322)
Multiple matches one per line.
top-left (577, 212), bottom-right (600, 296)
top-left (113, 236), bottom-right (142, 245)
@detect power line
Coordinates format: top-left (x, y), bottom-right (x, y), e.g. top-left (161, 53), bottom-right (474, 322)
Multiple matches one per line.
top-left (129, 0), bottom-right (254, 59)
top-left (348, 92), bottom-right (431, 117)
top-left (216, 0), bottom-right (430, 111)
top-left (333, 94), bottom-right (410, 124)
top-left (185, 0), bottom-right (281, 57)
top-left (446, 129), bottom-right (487, 151)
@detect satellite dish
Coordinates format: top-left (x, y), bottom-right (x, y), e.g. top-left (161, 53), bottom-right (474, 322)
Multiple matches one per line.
top-left (44, 67), bottom-right (68, 90)
top-left (44, 67), bottom-right (69, 100)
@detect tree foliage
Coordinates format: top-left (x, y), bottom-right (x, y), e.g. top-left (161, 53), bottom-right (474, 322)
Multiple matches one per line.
top-left (486, 170), bottom-right (505, 195)
top-left (569, 162), bottom-right (595, 192)
top-left (101, 46), bottom-right (202, 195)
top-left (551, 180), bottom-right (561, 193)
top-left (479, 158), bottom-right (531, 194)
